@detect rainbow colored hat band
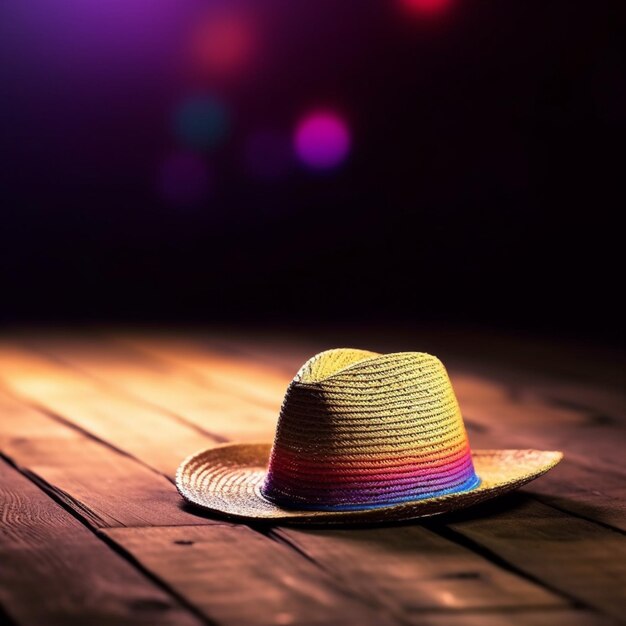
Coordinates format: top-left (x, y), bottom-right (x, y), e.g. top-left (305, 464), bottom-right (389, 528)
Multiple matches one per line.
top-left (177, 349), bottom-right (562, 524)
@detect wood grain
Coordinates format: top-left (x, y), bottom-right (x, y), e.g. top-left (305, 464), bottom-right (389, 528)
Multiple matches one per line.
top-left (0, 342), bottom-right (224, 476)
top-left (13, 338), bottom-right (278, 442)
top-left (105, 525), bottom-right (399, 626)
top-left (443, 496), bottom-right (626, 621)
top-left (406, 610), bottom-right (613, 626)
top-left (106, 525), bottom-right (605, 626)
top-left (278, 525), bottom-right (563, 613)
top-left (0, 390), bottom-right (211, 528)
top-left (440, 373), bottom-right (626, 531)
top-left (451, 373), bottom-right (626, 475)
top-left (0, 458), bottom-right (203, 626)
top-left (118, 334), bottom-right (294, 407)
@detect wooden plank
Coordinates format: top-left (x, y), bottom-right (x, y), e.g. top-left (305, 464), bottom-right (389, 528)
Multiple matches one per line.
top-left (0, 391), bottom-right (211, 528)
top-left (11, 338), bottom-right (277, 442)
top-left (106, 525), bottom-right (400, 626)
top-left (404, 609), bottom-right (611, 626)
top-left (279, 506), bottom-right (626, 621)
top-left (442, 495), bottom-right (626, 622)
top-left (277, 525), bottom-right (563, 613)
top-left (440, 373), bottom-right (626, 531)
top-left (451, 373), bottom-right (626, 474)
top-left (0, 342), bottom-right (221, 478)
top-left (117, 333), bottom-right (295, 407)
top-left (463, 425), bottom-right (626, 531)
top-left (0, 458), bottom-right (203, 626)
top-left (106, 526), bottom-right (599, 626)
top-left (528, 380), bottom-right (625, 427)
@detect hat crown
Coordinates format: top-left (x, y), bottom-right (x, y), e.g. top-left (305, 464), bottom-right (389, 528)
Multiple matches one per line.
top-left (262, 349), bottom-right (479, 510)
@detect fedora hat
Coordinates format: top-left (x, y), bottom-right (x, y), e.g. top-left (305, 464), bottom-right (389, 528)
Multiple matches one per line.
top-left (177, 349), bottom-right (562, 524)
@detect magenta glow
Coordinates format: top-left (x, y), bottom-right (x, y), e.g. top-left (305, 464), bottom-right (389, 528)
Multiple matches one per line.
top-left (294, 110), bottom-right (351, 170)
top-left (400, 0), bottom-right (453, 15)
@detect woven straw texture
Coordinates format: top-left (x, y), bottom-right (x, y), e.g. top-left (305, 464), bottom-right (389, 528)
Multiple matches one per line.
top-left (177, 348), bottom-right (562, 524)
top-left (263, 349), bottom-right (478, 509)
top-left (177, 445), bottom-right (562, 523)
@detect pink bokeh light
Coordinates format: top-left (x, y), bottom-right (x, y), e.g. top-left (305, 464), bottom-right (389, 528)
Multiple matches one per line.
top-left (400, 0), bottom-right (453, 15)
top-left (294, 110), bottom-right (351, 170)
top-left (188, 10), bottom-right (254, 77)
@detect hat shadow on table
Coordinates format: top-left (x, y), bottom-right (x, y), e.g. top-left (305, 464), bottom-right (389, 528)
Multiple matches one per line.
top-left (177, 348), bottom-right (562, 526)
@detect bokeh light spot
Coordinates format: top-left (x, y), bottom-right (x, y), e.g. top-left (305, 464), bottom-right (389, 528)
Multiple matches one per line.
top-left (294, 110), bottom-right (351, 170)
top-left (173, 95), bottom-right (229, 151)
top-left (189, 10), bottom-right (254, 76)
top-left (401, 0), bottom-right (453, 15)
top-left (245, 130), bottom-right (292, 181)
top-left (158, 152), bottom-right (211, 207)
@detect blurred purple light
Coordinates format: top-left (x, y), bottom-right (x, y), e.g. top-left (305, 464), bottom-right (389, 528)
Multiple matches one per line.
top-left (244, 130), bottom-right (292, 181)
top-left (294, 110), bottom-right (351, 170)
top-left (2, 1), bottom-right (183, 75)
top-left (158, 152), bottom-right (211, 208)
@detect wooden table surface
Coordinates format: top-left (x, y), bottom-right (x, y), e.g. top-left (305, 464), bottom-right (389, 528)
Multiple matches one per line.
top-left (0, 330), bottom-right (624, 626)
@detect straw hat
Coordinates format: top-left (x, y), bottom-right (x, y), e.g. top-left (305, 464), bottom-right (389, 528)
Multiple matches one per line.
top-left (177, 349), bottom-right (562, 524)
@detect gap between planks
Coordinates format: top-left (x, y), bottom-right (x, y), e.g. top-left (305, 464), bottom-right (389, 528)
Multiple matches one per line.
top-left (0, 456), bottom-right (208, 626)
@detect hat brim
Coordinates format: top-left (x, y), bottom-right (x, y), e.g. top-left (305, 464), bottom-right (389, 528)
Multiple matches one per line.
top-left (176, 444), bottom-right (562, 525)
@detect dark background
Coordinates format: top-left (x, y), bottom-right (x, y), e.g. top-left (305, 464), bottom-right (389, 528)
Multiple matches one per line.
top-left (1, 0), bottom-right (623, 345)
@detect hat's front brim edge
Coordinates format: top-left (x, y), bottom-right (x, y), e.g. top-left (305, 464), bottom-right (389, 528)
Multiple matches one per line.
top-left (176, 443), bottom-right (563, 525)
